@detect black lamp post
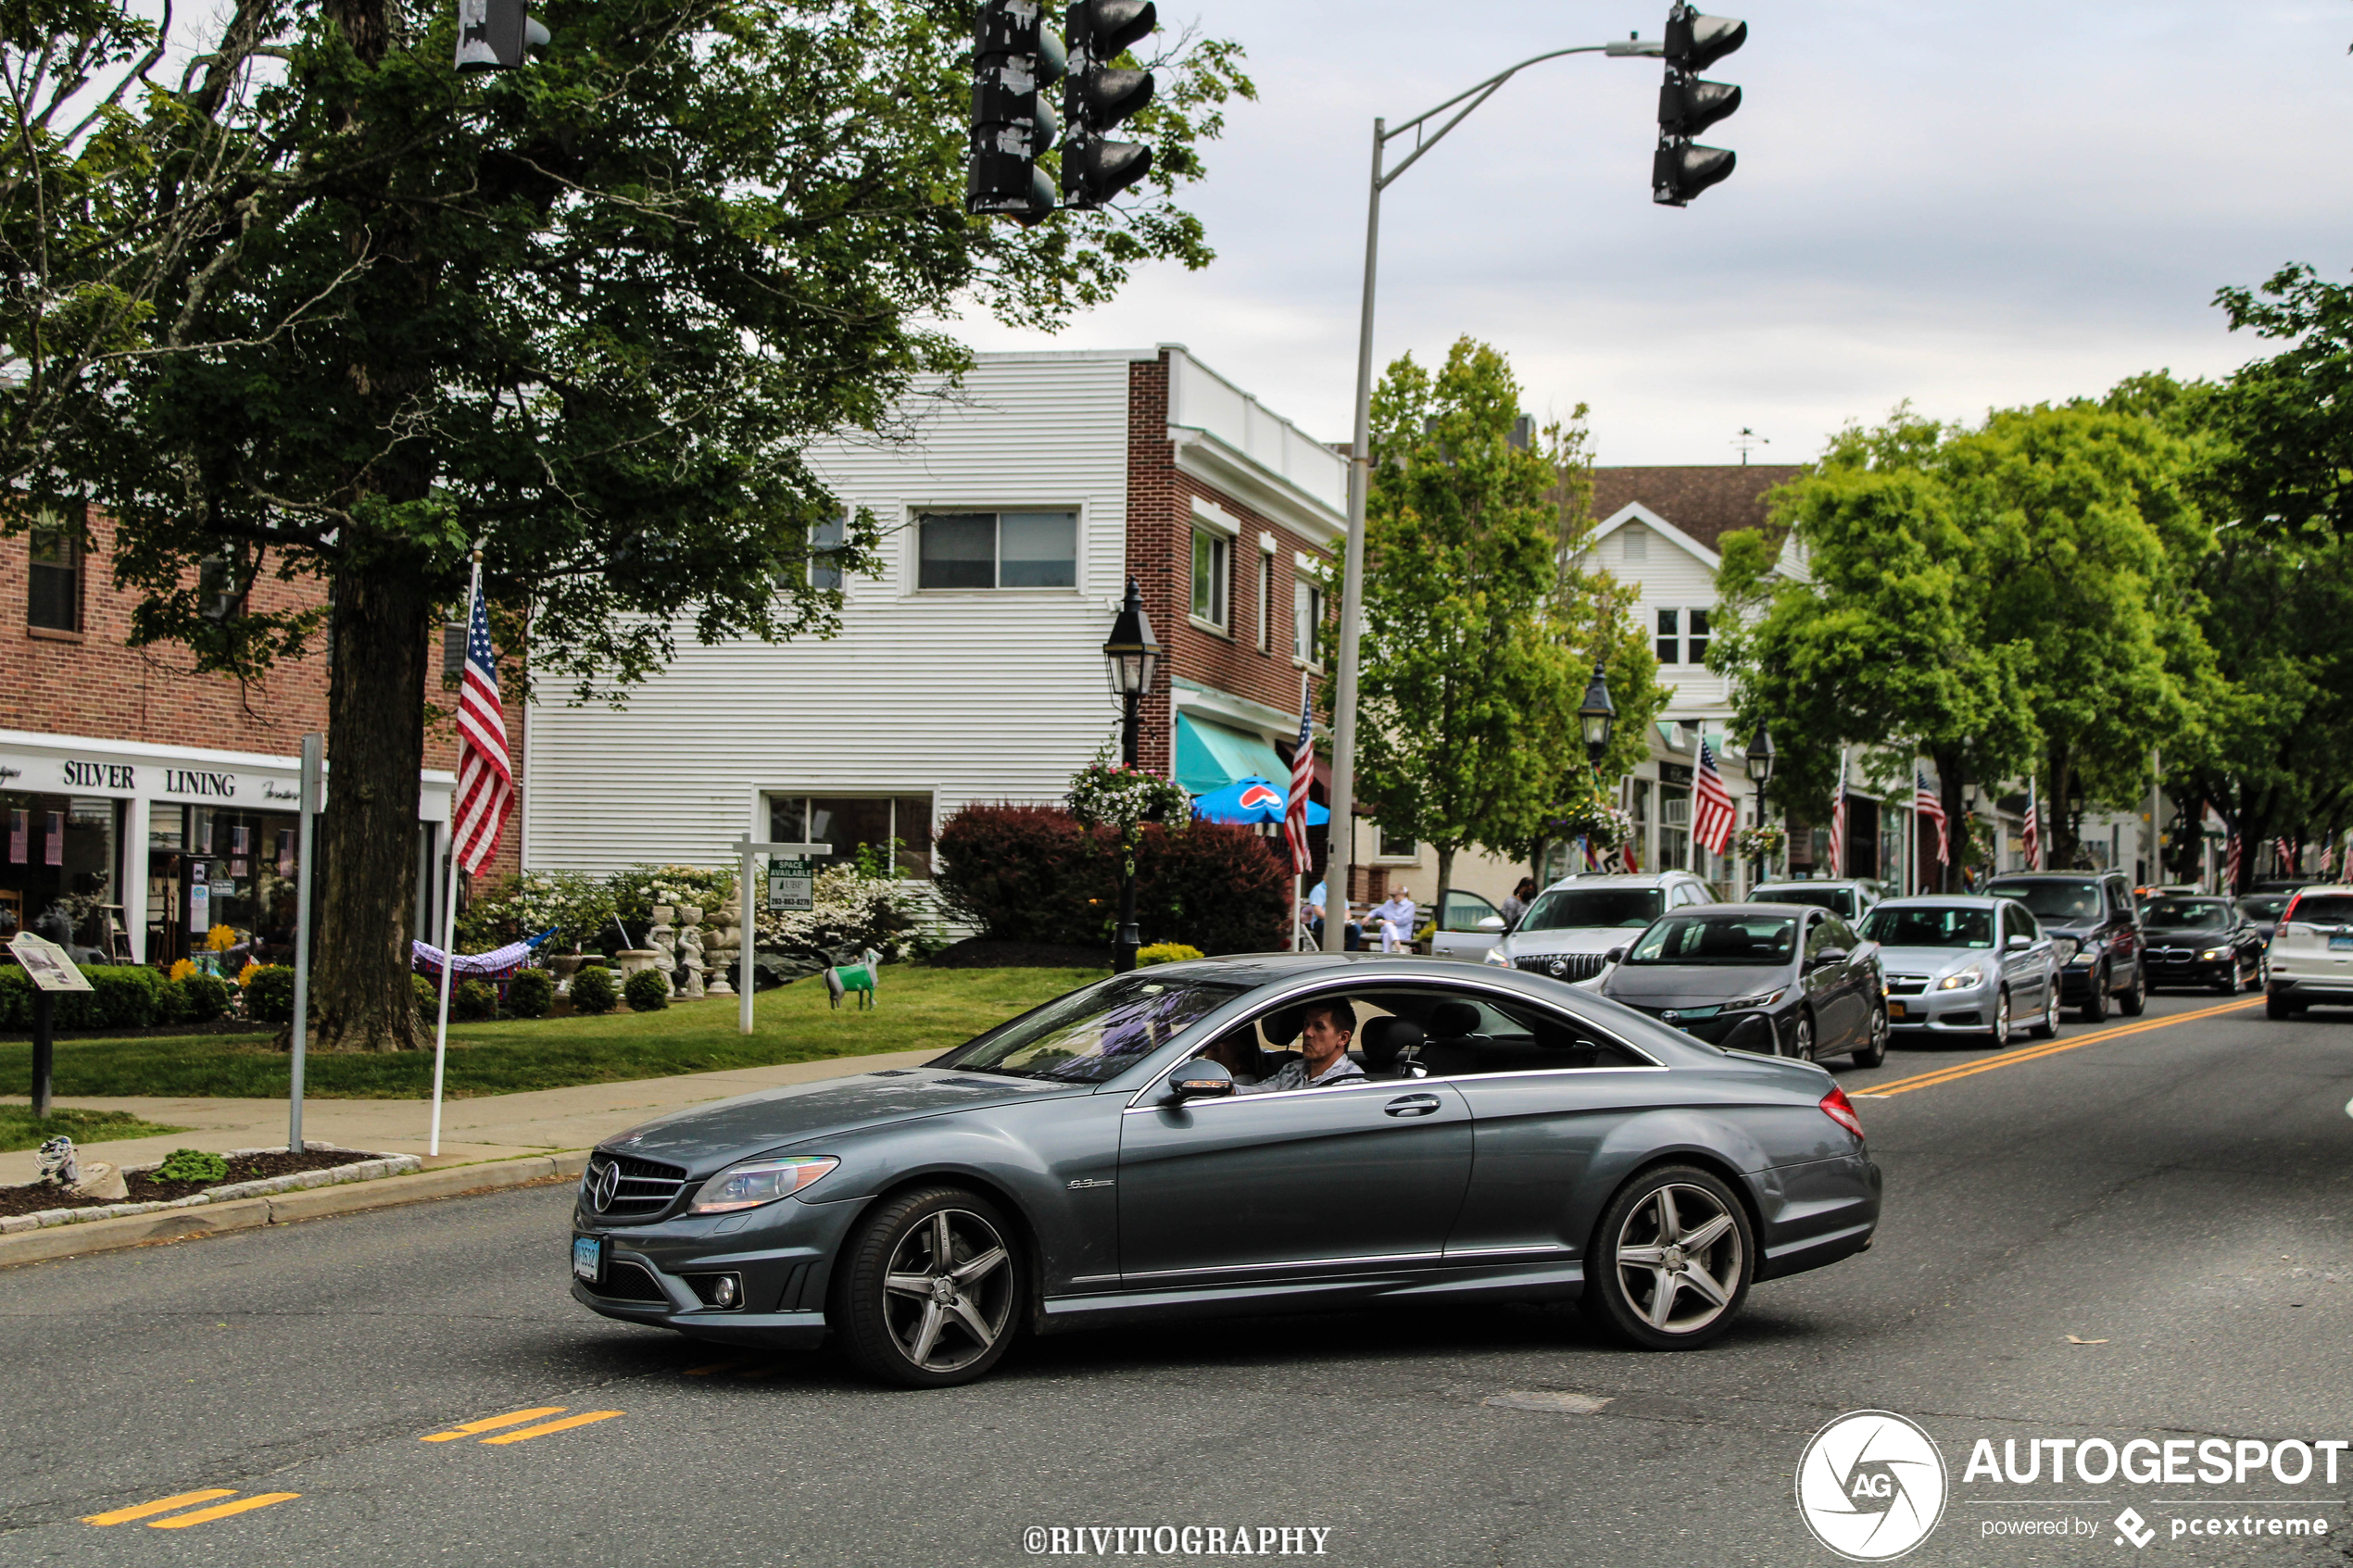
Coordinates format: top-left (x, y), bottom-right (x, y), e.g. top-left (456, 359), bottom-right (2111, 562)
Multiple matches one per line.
top-left (1101, 577), bottom-right (1161, 973)
top-left (1579, 661), bottom-right (1617, 768)
top-left (2066, 773), bottom-right (2086, 862)
top-left (1744, 727), bottom-right (1775, 883)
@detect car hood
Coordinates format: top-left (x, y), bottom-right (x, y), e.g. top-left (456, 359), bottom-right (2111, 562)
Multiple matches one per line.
top-left (1873, 946), bottom-right (1999, 976)
top-left (598, 1067), bottom-right (1083, 1173)
top-left (1602, 964), bottom-right (1799, 1007)
top-left (1501, 928), bottom-right (1644, 959)
top-left (2143, 926), bottom-right (2232, 943)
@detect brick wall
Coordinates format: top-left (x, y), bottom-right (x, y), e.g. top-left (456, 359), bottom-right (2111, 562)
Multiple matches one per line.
top-left (1125, 353), bottom-right (1335, 777)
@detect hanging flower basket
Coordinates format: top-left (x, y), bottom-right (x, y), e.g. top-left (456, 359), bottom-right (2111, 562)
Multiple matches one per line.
top-left (1734, 822), bottom-right (1788, 860)
top-left (1546, 796), bottom-right (1634, 850)
top-left (1066, 756), bottom-right (1189, 836)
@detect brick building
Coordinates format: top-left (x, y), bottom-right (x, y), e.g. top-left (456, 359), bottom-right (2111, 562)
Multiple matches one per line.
top-left (0, 509), bottom-right (466, 967)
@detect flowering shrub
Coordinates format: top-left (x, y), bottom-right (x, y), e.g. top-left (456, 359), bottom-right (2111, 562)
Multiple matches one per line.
top-left (613, 864), bottom-right (739, 923)
top-left (204, 923), bottom-right (239, 953)
top-left (754, 864), bottom-right (923, 959)
top-left (1136, 943), bottom-right (1204, 967)
top-left (169, 958), bottom-right (197, 983)
top-left (458, 869), bottom-right (623, 951)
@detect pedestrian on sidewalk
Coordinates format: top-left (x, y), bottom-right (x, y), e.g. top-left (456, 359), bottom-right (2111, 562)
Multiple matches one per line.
top-left (1369, 887), bottom-right (1416, 953)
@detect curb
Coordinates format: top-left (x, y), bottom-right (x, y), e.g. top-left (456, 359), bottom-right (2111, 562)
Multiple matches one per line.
top-left (0, 1150), bottom-right (592, 1269)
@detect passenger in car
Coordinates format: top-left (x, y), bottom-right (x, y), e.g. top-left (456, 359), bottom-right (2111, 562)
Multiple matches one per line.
top-left (1235, 999), bottom-right (1367, 1093)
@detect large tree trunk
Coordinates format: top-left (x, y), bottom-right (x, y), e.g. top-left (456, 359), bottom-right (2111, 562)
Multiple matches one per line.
top-left (311, 559), bottom-right (433, 1052)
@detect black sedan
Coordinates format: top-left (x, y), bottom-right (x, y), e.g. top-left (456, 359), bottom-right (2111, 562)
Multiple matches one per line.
top-left (568, 955), bottom-right (1882, 1386)
top-left (2141, 895), bottom-right (2266, 993)
top-left (1598, 904), bottom-right (1888, 1067)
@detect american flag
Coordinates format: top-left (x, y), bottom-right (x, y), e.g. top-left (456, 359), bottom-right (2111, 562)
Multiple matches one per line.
top-left (2022, 779), bottom-right (2043, 871)
top-left (1283, 672), bottom-right (1315, 873)
top-left (1828, 777), bottom-right (1847, 877)
top-left (451, 568), bottom-right (514, 875)
top-left (2277, 837), bottom-right (2297, 875)
top-left (1692, 737), bottom-right (1736, 856)
top-left (1916, 769), bottom-right (1950, 868)
top-left (2322, 841), bottom-right (2336, 879)
top-left (2224, 831), bottom-right (2242, 893)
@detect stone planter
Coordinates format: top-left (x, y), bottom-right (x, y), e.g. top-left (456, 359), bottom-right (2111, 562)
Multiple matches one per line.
top-left (651, 904), bottom-right (676, 924)
top-left (678, 904), bottom-right (702, 926)
top-left (613, 948), bottom-right (662, 979)
top-left (548, 953), bottom-right (585, 996)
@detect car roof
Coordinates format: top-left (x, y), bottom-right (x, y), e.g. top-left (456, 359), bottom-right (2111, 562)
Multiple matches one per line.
top-left (1753, 879), bottom-right (1873, 892)
top-left (1676, 901), bottom-right (1822, 917)
top-left (1537, 872), bottom-right (1701, 892)
top-left (1985, 872), bottom-right (2115, 883)
top-left (1871, 895), bottom-right (2007, 909)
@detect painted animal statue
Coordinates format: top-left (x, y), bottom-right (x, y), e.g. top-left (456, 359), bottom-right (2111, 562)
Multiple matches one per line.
top-left (824, 948), bottom-right (883, 1011)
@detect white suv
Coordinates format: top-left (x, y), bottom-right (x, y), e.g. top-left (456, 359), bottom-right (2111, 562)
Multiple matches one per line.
top-left (1482, 871), bottom-right (1718, 985)
top-left (2265, 884), bottom-right (2353, 1018)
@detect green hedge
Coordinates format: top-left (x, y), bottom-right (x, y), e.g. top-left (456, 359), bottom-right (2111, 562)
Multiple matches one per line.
top-left (243, 965), bottom-right (296, 1024)
top-left (0, 966), bottom-right (170, 1029)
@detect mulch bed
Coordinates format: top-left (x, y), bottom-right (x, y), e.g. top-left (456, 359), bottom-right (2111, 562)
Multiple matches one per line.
top-left (925, 938), bottom-right (1111, 970)
top-left (0, 1146), bottom-right (366, 1218)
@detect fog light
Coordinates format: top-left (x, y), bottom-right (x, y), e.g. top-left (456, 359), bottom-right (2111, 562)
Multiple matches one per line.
top-left (712, 1275), bottom-right (738, 1308)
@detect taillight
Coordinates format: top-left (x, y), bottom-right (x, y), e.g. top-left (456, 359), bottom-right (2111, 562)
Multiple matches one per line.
top-left (2280, 895), bottom-right (2304, 934)
top-left (1820, 1086), bottom-right (1866, 1141)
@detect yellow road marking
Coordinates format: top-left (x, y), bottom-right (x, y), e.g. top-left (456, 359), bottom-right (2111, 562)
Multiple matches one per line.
top-left (1869, 997), bottom-right (2262, 1098)
top-left (83, 1491), bottom-right (237, 1525)
top-left (145, 1493), bottom-right (299, 1528)
top-left (479, 1410), bottom-right (623, 1444)
top-left (683, 1361), bottom-right (743, 1376)
top-left (422, 1406), bottom-right (568, 1441)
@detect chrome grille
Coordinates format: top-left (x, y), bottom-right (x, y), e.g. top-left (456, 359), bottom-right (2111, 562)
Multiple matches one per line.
top-left (582, 1152), bottom-right (689, 1222)
top-left (1515, 952), bottom-right (1608, 982)
top-left (1884, 977), bottom-right (1929, 996)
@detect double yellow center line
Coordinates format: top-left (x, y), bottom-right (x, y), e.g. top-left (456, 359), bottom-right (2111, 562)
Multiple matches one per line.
top-left (1862, 997), bottom-right (2262, 1098)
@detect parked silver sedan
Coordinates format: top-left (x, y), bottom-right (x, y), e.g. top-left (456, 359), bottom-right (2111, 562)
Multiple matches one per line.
top-left (1858, 897), bottom-right (2063, 1046)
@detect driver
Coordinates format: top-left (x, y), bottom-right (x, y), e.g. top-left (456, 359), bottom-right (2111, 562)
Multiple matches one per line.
top-left (1235, 999), bottom-right (1366, 1094)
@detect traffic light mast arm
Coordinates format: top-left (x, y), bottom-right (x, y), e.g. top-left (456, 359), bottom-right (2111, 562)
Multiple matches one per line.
top-left (1378, 40), bottom-right (1656, 190)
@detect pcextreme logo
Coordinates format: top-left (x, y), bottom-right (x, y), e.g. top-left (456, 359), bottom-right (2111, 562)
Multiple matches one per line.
top-left (1796, 1411), bottom-right (1950, 1562)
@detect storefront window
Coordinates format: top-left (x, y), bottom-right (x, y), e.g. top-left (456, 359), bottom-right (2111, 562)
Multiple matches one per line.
top-left (1658, 784), bottom-right (1692, 872)
top-left (1, 793), bottom-right (118, 945)
top-left (1629, 780), bottom-right (1651, 868)
top-left (160, 805), bottom-right (302, 968)
top-left (766, 795), bottom-right (935, 881)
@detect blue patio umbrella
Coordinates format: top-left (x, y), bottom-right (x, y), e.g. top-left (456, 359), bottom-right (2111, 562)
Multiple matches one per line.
top-left (1190, 776), bottom-right (1330, 826)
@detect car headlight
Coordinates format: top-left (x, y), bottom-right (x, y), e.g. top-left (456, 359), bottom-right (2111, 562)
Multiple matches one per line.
top-left (2200, 947), bottom-right (2229, 961)
top-left (1483, 947), bottom-right (1510, 968)
top-left (1936, 966), bottom-right (1985, 991)
top-left (2051, 935), bottom-right (2079, 962)
top-left (688, 1155), bottom-right (839, 1214)
top-left (1720, 988), bottom-right (1785, 1011)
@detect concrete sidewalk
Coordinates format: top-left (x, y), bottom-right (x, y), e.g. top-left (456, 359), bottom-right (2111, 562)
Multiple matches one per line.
top-left (0, 1047), bottom-right (939, 1184)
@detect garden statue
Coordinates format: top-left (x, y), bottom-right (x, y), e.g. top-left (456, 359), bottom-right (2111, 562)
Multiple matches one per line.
top-left (679, 921), bottom-right (708, 999)
top-left (824, 948), bottom-right (883, 1011)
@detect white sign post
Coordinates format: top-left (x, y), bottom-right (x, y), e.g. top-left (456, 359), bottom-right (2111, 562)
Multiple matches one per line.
top-left (734, 838), bottom-right (830, 1035)
top-left (10, 931), bottom-right (92, 1119)
top-left (287, 733), bottom-right (321, 1153)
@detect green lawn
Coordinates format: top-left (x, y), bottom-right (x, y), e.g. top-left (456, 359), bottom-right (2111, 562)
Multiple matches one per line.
top-left (0, 1106), bottom-right (191, 1153)
top-left (0, 965), bottom-right (1106, 1101)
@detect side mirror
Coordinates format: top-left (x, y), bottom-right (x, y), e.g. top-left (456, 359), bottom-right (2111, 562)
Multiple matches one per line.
top-left (1166, 1060), bottom-right (1234, 1101)
top-left (1604, 947), bottom-right (1626, 965)
top-left (1809, 947), bottom-right (1848, 969)
top-left (1478, 915), bottom-right (1507, 931)
top-left (2007, 934), bottom-right (2032, 950)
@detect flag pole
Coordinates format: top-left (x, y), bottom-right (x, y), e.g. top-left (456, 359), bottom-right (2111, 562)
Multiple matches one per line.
top-left (428, 551), bottom-right (484, 1158)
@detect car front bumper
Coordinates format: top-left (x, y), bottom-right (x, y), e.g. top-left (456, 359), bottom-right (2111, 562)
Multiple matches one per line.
top-left (569, 1193), bottom-right (867, 1347)
top-left (2146, 959), bottom-right (2239, 988)
top-left (1883, 988), bottom-right (1994, 1032)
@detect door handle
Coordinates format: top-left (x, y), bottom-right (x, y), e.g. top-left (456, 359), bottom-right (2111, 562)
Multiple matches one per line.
top-left (1385, 1095), bottom-right (1442, 1118)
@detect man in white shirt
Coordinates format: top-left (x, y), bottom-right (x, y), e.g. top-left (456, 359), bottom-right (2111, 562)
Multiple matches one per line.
top-left (1236, 999), bottom-right (1366, 1094)
top-left (1369, 887), bottom-right (1416, 953)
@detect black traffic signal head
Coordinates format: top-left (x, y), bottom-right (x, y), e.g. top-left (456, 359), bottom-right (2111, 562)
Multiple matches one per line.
top-left (1654, 142), bottom-right (1735, 206)
top-left (1061, 0), bottom-right (1157, 209)
top-left (1063, 136), bottom-right (1153, 207)
top-left (1657, 77), bottom-right (1740, 138)
top-left (969, 0), bottom-right (1068, 223)
top-left (1068, 0), bottom-right (1157, 58)
top-left (453, 0), bottom-right (548, 70)
top-left (1663, 6), bottom-right (1746, 72)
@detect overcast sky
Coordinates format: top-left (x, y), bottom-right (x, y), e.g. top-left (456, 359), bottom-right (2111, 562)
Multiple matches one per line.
top-left (952, 1), bottom-right (2353, 467)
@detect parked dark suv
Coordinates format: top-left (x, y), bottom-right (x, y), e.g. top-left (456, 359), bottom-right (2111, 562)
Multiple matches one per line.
top-left (1982, 871), bottom-right (2147, 1022)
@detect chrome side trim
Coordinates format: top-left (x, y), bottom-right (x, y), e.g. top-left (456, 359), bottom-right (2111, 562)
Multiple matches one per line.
top-left (1122, 1078), bottom-right (1439, 1113)
top-left (1441, 1243), bottom-right (1576, 1259)
top-left (1120, 1249), bottom-right (1444, 1284)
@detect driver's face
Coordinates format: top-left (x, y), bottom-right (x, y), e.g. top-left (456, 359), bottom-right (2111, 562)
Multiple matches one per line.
top-left (1301, 1010), bottom-right (1350, 1062)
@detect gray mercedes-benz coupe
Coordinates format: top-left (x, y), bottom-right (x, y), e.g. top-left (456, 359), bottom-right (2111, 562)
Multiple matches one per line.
top-left (569, 954), bottom-right (1882, 1386)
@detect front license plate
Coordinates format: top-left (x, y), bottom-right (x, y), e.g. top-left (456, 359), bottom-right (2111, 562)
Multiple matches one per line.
top-left (2331, 936), bottom-right (2353, 951)
top-left (1887, 1001), bottom-right (1906, 1019)
top-left (573, 1235), bottom-right (603, 1283)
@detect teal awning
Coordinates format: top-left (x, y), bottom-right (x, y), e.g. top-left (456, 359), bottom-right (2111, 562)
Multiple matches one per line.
top-left (1175, 712), bottom-right (1289, 797)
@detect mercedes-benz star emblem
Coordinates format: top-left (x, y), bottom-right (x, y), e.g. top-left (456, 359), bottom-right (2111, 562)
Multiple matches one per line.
top-left (1661, 1010), bottom-right (1681, 1022)
top-left (587, 1161), bottom-right (620, 1214)
top-left (1548, 958), bottom-right (1567, 976)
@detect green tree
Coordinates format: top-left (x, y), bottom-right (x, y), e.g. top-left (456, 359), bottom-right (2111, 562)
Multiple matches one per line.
top-left (1353, 338), bottom-right (1655, 917)
top-left (0, 0), bottom-right (1251, 1048)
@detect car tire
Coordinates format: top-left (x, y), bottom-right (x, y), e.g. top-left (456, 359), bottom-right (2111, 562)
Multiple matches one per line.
top-left (1782, 1010), bottom-right (1817, 1063)
top-left (2266, 992), bottom-right (2297, 1021)
top-left (1851, 1007), bottom-right (1888, 1069)
top-left (1580, 1164), bottom-right (1755, 1352)
top-left (1987, 988), bottom-right (2011, 1048)
top-left (2081, 967), bottom-right (2109, 1024)
top-left (2119, 962), bottom-right (2147, 1017)
top-left (832, 1185), bottom-right (1023, 1389)
top-left (2028, 983), bottom-right (2060, 1039)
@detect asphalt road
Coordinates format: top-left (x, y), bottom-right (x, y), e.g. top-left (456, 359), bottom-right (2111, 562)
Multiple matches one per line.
top-left (5, 987), bottom-right (2349, 1567)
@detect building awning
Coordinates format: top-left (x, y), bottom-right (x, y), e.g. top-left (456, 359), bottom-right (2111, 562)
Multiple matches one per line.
top-left (1175, 712), bottom-right (1288, 797)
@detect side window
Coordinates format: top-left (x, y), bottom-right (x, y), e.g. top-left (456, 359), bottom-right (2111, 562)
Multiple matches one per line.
top-left (2107, 878), bottom-right (2133, 921)
top-left (2004, 901), bottom-right (2037, 942)
top-left (1823, 917), bottom-right (1858, 952)
top-left (1803, 914), bottom-right (1831, 959)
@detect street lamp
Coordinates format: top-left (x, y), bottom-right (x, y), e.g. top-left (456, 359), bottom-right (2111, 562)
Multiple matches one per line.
top-left (1101, 577), bottom-right (1160, 973)
top-left (1744, 727), bottom-right (1774, 882)
top-left (1322, 35), bottom-right (1668, 954)
top-left (1579, 661), bottom-right (1617, 766)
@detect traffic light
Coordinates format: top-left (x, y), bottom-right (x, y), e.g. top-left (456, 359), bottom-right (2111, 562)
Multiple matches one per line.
top-left (1653, 4), bottom-right (1744, 206)
top-left (1062, 0), bottom-right (1157, 209)
top-left (969, 0), bottom-right (1067, 224)
top-left (453, 0), bottom-right (548, 70)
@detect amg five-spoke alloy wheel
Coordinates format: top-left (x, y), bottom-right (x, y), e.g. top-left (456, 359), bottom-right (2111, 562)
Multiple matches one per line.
top-left (835, 1186), bottom-right (1022, 1387)
top-left (1582, 1165), bottom-right (1755, 1351)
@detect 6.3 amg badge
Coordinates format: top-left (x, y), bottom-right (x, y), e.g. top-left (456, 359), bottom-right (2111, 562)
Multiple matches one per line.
top-left (1796, 1410), bottom-right (1948, 1561)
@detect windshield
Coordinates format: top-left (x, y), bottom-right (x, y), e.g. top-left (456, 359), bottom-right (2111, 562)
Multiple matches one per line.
top-left (1986, 880), bottom-right (2103, 922)
top-left (1521, 887), bottom-right (1664, 932)
top-left (1862, 907), bottom-right (1992, 948)
top-left (1627, 913), bottom-right (1798, 966)
top-left (2145, 898), bottom-right (2232, 929)
top-left (1755, 885), bottom-right (1852, 915)
top-left (2239, 897), bottom-right (2289, 922)
top-left (937, 973), bottom-right (1244, 1084)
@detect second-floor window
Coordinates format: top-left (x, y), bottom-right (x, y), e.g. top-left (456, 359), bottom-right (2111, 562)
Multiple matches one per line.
top-left (916, 510), bottom-right (1076, 590)
top-left (1190, 527), bottom-right (1230, 629)
top-left (1654, 608), bottom-right (1712, 665)
top-left (1255, 552), bottom-right (1273, 653)
top-left (810, 512), bottom-right (847, 592)
top-left (1293, 578), bottom-right (1325, 665)
top-left (29, 527), bottom-right (79, 632)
